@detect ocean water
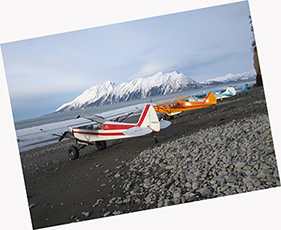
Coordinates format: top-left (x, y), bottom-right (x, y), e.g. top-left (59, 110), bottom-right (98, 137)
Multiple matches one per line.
top-left (15, 81), bottom-right (254, 152)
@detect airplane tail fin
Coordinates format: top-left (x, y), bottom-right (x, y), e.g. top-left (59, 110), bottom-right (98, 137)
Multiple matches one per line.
top-left (226, 87), bottom-right (236, 96)
top-left (242, 84), bottom-right (248, 91)
top-left (203, 92), bottom-right (217, 105)
top-left (137, 104), bottom-right (160, 132)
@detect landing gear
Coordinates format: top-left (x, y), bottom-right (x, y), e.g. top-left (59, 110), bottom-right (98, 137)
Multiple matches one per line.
top-left (68, 145), bottom-right (79, 160)
top-left (67, 140), bottom-right (107, 160)
top-left (151, 133), bottom-right (158, 143)
top-left (160, 114), bottom-right (169, 120)
top-left (160, 114), bottom-right (174, 121)
top-left (96, 141), bottom-right (107, 150)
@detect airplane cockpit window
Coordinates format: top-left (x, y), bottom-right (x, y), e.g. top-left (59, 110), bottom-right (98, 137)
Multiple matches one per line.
top-left (77, 124), bottom-right (102, 130)
top-left (93, 124), bottom-right (102, 130)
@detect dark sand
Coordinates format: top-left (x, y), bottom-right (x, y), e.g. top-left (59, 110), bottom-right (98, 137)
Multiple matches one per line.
top-left (20, 86), bottom-right (271, 229)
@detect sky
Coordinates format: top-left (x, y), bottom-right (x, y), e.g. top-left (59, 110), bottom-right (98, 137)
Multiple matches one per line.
top-left (1, 1), bottom-right (254, 121)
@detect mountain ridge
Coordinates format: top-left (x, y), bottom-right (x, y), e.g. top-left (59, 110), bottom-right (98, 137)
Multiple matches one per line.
top-left (56, 70), bottom-right (255, 112)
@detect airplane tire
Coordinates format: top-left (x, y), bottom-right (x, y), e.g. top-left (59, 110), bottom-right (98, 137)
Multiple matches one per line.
top-left (68, 145), bottom-right (79, 160)
top-left (96, 141), bottom-right (107, 150)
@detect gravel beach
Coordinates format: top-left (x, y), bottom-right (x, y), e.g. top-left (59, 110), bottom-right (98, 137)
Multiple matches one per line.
top-left (19, 86), bottom-right (280, 229)
top-left (114, 113), bottom-right (279, 211)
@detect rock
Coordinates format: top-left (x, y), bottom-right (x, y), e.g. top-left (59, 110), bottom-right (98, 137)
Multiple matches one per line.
top-left (185, 182), bottom-right (192, 188)
top-left (157, 201), bottom-right (164, 207)
top-left (145, 195), bottom-right (152, 204)
top-left (193, 147), bottom-right (199, 154)
top-left (225, 175), bottom-right (238, 183)
top-left (246, 183), bottom-right (254, 191)
top-left (252, 179), bottom-right (261, 187)
top-left (165, 178), bottom-right (175, 188)
top-left (243, 177), bottom-right (253, 184)
top-left (144, 179), bottom-right (150, 189)
top-left (92, 198), bottom-right (103, 207)
top-left (257, 170), bottom-right (268, 179)
top-left (235, 162), bottom-right (246, 169)
top-left (82, 211), bottom-right (90, 217)
top-left (186, 193), bottom-right (198, 202)
top-left (215, 176), bottom-right (226, 183)
top-left (109, 197), bottom-right (116, 204)
top-left (114, 172), bottom-right (121, 178)
top-left (103, 211), bottom-right (111, 217)
top-left (173, 191), bottom-right (181, 199)
top-left (70, 215), bottom-right (77, 220)
top-left (192, 181), bottom-right (200, 190)
top-left (183, 192), bottom-right (191, 199)
top-left (112, 210), bottom-right (123, 215)
top-left (210, 157), bottom-right (218, 165)
top-left (29, 203), bottom-right (37, 209)
top-left (173, 198), bottom-right (181, 205)
top-left (166, 165), bottom-right (176, 170)
top-left (164, 199), bottom-right (173, 206)
top-left (198, 187), bottom-right (213, 197)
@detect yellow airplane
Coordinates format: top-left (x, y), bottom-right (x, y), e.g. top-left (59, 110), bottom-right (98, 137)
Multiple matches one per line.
top-left (153, 92), bottom-right (217, 118)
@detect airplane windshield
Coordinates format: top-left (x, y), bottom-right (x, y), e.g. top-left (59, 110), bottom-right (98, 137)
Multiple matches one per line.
top-left (77, 124), bottom-right (102, 130)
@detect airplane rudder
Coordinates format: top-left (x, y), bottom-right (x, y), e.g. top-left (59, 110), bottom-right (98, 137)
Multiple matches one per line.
top-left (137, 104), bottom-right (150, 127)
top-left (210, 92), bottom-right (217, 104)
top-left (148, 105), bottom-right (160, 131)
top-left (204, 92), bottom-right (217, 104)
top-left (138, 104), bottom-right (160, 131)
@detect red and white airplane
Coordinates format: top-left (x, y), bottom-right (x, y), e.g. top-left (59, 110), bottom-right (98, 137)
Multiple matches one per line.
top-left (59, 104), bottom-right (171, 159)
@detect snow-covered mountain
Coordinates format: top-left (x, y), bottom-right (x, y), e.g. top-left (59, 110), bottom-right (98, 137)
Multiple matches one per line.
top-left (56, 71), bottom-right (201, 112)
top-left (201, 70), bottom-right (256, 85)
top-left (56, 70), bottom-right (257, 112)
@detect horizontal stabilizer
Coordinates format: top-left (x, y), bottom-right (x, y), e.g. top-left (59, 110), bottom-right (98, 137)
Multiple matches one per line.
top-left (160, 120), bottom-right (171, 129)
top-left (123, 126), bottom-right (152, 136)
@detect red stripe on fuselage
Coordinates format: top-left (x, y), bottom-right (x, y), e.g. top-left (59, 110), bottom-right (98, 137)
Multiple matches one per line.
top-left (73, 130), bottom-right (125, 136)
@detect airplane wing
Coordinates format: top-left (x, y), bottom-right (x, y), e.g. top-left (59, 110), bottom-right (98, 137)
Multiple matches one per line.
top-left (16, 103), bottom-right (149, 151)
top-left (83, 115), bottom-right (106, 124)
top-left (123, 126), bottom-right (152, 136)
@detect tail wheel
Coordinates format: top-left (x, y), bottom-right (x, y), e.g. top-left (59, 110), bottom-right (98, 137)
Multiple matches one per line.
top-left (68, 145), bottom-right (79, 160)
top-left (154, 136), bottom-right (158, 143)
top-left (96, 141), bottom-right (107, 150)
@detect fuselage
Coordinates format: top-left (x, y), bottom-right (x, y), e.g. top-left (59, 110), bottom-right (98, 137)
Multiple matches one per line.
top-left (71, 121), bottom-right (137, 142)
top-left (153, 102), bottom-right (214, 114)
top-left (71, 104), bottom-right (161, 142)
top-left (153, 92), bottom-right (217, 115)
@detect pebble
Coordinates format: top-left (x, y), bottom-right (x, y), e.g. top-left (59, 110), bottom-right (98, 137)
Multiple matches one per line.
top-left (92, 198), bottom-right (103, 207)
top-left (81, 211), bottom-right (90, 217)
top-left (103, 211), bottom-right (111, 217)
top-left (29, 203), bottom-right (37, 209)
top-left (112, 210), bottom-right (123, 215)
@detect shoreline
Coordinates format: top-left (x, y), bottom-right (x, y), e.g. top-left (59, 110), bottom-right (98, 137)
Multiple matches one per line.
top-left (19, 86), bottom-right (280, 229)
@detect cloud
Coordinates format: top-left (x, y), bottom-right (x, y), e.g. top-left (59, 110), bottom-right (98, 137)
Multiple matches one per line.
top-left (131, 57), bottom-right (188, 78)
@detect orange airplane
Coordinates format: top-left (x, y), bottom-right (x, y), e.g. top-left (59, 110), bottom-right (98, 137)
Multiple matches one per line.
top-left (153, 92), bottom-right (217, 118)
